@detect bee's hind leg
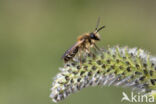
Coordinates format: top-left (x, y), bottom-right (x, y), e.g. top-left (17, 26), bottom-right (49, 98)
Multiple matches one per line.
top-left (77, 50), bottom-right (82, 66)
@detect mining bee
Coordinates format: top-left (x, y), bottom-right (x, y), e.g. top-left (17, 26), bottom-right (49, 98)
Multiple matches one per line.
top-left (62, 18), bottom-right (105, 63)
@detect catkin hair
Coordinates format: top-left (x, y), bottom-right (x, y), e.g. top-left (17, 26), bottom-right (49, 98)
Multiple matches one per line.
top-left (50, 46), bottom-right (156, 103)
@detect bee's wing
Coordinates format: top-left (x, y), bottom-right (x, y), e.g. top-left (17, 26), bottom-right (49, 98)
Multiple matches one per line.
top-left (62, 39), bottom-right (84, 59)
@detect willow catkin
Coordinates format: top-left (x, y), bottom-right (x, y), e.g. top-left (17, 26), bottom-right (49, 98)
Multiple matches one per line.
top-left (50, 46), bottom-right (156, 103)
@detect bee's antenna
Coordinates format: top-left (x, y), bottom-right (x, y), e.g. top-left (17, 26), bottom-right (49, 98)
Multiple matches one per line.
top-left (96, 25), bottom-right (105, 33)
top-left (95, 17), bottom-right (100, 31)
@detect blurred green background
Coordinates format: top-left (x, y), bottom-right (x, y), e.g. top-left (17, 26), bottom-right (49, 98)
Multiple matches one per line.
top-left (0, 0), bottom-right (156, 104)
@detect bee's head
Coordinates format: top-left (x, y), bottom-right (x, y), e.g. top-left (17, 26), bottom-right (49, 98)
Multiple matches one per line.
top-left (89, 25), bottom-right (105, 41)
top-left (89, 32), bottom-right (100, 40)
top-left (90, 17), bottom-right (105, 41)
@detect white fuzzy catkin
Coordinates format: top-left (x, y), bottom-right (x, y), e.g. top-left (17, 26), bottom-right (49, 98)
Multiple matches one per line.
top-left (50, 46), bottom-right (156, 103)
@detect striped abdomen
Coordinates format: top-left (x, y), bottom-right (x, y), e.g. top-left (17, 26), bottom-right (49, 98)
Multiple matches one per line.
top-left (63, 46), bottom-right (79, 63)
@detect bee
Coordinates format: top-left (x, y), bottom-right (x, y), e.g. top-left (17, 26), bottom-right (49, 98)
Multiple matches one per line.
top-left (62, 18), bottom-right (105, 63)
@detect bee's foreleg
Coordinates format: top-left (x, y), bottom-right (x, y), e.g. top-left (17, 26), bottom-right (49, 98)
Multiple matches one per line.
top-left (93, 43), bottom-right (100, 52)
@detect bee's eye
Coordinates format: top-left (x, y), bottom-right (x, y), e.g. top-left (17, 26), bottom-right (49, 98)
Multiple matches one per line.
top-left (90, 33), bottom-right (95, 39)
top-left (90, 33), bottom-right (100, 40)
